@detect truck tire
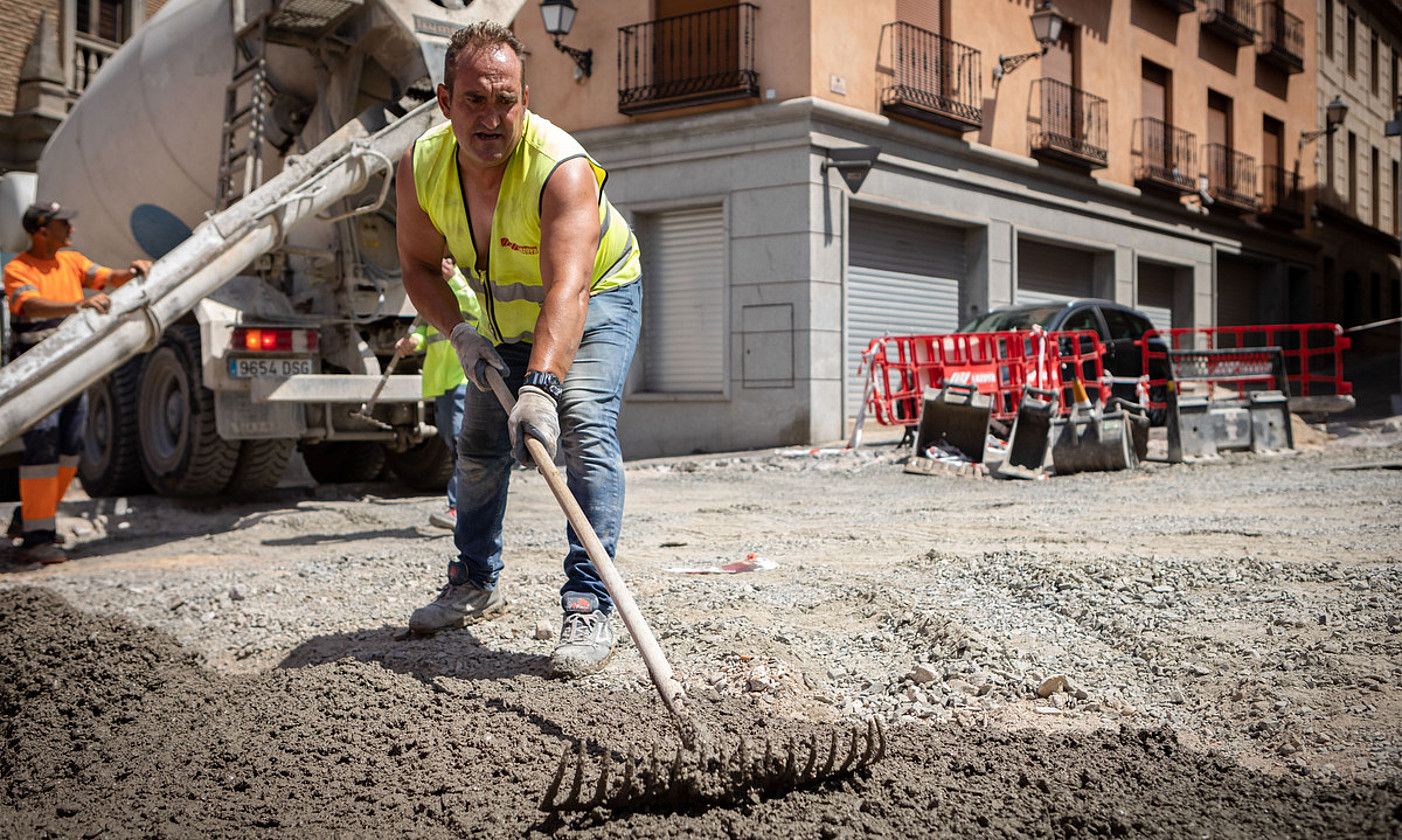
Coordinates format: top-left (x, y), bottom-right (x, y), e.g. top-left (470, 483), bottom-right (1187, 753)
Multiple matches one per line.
top-left (137, 325), bottom-right (240, 496)
top-left (302, 441), bottom-right (386, 484)
top-left (227, 439), bottom-right (294, 495)
top-left (386, 436), bottom-right (455, 492)
top-left (78, 355), bottom-right (152, 497)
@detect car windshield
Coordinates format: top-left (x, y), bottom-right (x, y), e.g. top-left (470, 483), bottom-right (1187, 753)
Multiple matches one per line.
top-left (960, 306), bottom-right (1062, 333)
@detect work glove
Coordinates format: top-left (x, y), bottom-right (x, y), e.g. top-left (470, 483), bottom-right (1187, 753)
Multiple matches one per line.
top-left (450, 321), bottom-right (508, 391)
top-left (508, 385), bottom-right (560, 467)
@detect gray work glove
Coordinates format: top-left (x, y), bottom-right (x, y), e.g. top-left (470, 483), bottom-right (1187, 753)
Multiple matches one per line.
top-left (508, 385), bottom-right (560, 467)
top-left (449, 321), bottom-right (508, 391)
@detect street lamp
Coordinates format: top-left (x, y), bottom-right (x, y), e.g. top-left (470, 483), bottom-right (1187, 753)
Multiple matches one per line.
top-left (993, 0), bottom-right (1065, 84)
top-left (540, 0), bottom-right (592, 80)
top-left (1299, 95), bottom-right (1349, 147)
top-left (821, 146), bottom-right (881, 194)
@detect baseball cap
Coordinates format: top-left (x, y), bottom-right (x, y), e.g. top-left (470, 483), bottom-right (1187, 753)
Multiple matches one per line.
top-left (21, 201), bottom-right (77, 234)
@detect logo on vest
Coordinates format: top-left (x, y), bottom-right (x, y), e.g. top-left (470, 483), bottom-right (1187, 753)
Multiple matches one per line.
top-left (499, 236), bottom-right (539, 256)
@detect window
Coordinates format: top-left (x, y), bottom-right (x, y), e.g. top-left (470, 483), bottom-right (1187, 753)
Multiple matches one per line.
top-left (1349, 131), bottom-right (1358, 211)
top-left (1348, 11), bottom-right (1357, 76)
top-left (1372, 33), bottom-right (1380, 94)
top-left (636, 205), bottom-right (726, 394)
top-left (1101, 308), bottom-right (1150, 342)
top-left (1061, 307), bottom-right (1103, 337)
top-left (75, 0), bottom-right (128, 43)
top-left (1394, 160), bottom-right (1399, 236)
top-left (1325, 0), bottom-right (1334, 59)
top-left (1373, 146), bottom-right (1381, 228)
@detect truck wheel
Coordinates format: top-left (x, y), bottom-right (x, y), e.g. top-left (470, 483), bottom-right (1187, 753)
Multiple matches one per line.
top-left (227, 439), bottom-right (294, 495)
top-left (386, 436), bottom-right (455, 492)
top-left (138, 326), bottom-right (239, 496)
top-left (78, 355), bottom-right (152, 497)
top-left (302, 441), bottom-right (386, 484)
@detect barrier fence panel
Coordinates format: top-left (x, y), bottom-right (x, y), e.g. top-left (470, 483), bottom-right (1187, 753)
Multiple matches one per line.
top-left (861, 329), bottom-right (1109, 426)
top-left (1139, 323), bottom-right (1351, 409)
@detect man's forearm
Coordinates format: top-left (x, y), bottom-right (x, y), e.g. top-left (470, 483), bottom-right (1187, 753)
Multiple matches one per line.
top-left (18, 298), bottom-right (80, 318)
top-left (528, 283), bottom-right (589, 380)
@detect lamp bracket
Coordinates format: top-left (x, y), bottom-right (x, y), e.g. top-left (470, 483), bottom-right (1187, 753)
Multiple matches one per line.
top-left (553, 37), bottom-right (592, 79)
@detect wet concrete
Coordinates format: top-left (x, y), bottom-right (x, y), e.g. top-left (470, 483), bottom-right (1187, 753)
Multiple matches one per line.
top-left (3, 587), bottom-right (1398, 838)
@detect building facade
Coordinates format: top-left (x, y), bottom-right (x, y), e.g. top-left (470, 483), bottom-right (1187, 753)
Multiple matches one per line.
top-left (513, 0), bottom-right (1342, 457)
top-left (1313, 0), bottom-right (1402, 412)
top-left (0, 0), bottom-right (167, 172)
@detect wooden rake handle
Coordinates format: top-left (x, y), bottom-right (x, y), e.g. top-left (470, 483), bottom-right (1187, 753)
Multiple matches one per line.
top-left (484, 367), bottom-right (687, 718)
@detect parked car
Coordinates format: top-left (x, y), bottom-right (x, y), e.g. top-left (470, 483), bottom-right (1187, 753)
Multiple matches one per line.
top-left (960, 298), bottom-right (1172, 419)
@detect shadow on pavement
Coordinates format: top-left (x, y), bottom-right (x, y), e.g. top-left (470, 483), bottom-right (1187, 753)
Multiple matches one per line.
top-left (278, 624), bottom-right (552, 684)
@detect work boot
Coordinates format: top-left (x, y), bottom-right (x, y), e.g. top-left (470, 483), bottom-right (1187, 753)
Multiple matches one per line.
top-left (21, 542), bottom-right (67, 565)
top-left (6, 508), bottom-right (20, 540)
top-left (408, 566), bottom-right (506, 635)
top-left (428, 507), bottom-right (457, 530)
top-left (549, 593), bottom-right (616, 678)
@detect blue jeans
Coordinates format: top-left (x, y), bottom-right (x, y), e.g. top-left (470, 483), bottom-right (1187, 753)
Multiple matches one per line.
top-left (451, 281), bottom-right (641, 613)
top-left (433, 384), bottom-right (468, 509)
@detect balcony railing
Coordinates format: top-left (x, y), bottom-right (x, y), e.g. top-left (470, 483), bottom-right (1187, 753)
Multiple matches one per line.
top-left (1150, 0), bottom-right (1197, 11)
top-left (1260, 163), bottom-right (1304, 225)
top-left (878, 22), bottom-right (982, 132)
top-left (1257, 1), bottom-right (1304, 73)
top-left (1201, 0), bottom-right (1258, 46)
top-left (618, 3), bottom-right (760, 116)
top-left (1134, 118), bottom-right (1197, 193)
top-left (1203, 143), bottom-right (1259, 211)
top-left (71, 32), bottom-right (118, 96)
top-left (1029, 78), bottom-right (1108, 169)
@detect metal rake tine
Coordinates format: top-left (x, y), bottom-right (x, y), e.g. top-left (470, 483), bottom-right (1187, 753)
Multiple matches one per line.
top-left (762, 737), bottom-right (775, 778)
top-left (588, 748), bottom-right (612, 808)
top-left (818, 729), bottom-right (839, 778)
top-left (780, 735), bottom-right (798, 785)
top-left (800, 731), bottom-right (818, 783)
top-left (738, 736), bottom-right (752, 784)
top-left (857, 718), bottom-right (880, 768)
top-left (838, 726), bottom-right (862, 773)
top-left (541, 746), bottom-right (571, 809)
top-left (666, 747), bottom-right (682, 804)
top-left (614, 753), bottom-right (638, 807)
top-left (565, 741), bottom-right (588, 807)
top-left (644, 744), bottom-right (662, 800)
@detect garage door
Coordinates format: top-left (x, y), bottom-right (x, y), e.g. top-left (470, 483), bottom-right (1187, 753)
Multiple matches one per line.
top-left (846, 211), bottom-right (966, 414)
top-left (1216, 256), bottom-right (1261, 326)
top-left (1018, 239), bottom-right (1095, 306)
top-left (1137, 262), bottom-right (1177, 333)
top-left (637, 205), bottom-right (727, 392)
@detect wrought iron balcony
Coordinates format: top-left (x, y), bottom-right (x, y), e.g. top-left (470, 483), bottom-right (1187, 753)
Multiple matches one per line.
top-left (617, 3), bottom-right (760, 116)
top-left (1203, 143), bottom-right (1259, 211)
top-left (1256, 1), bottom-right (1304, 73)
top-left (1134, 118), bottom-right (1197, 194)
top-left (1201, 0), bottom-right (1258, 46)
top-left (1259, 163), bottom-right (1304, 226)
top-left (878, 22), bottom-right (982, 132)
top-left (1028, 78), bottom-right (1108, 170)
top-left (1150, 0), bottom-right (1197, 11)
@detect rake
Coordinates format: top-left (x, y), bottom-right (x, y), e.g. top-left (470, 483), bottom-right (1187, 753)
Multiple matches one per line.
top-left (483, 368), bottom-right (886, 811)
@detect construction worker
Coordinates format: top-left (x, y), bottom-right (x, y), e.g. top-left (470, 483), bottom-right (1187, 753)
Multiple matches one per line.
top-left (3, 201), bottom-right (150, 564)
top-left (395, 256), bottom-right (483, 530)
top-left (396, 21), bottom-right (642, 677)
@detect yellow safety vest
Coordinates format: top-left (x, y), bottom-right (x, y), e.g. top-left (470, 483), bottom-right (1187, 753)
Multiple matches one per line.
top-left (411, 111), bottom-right (641, 346)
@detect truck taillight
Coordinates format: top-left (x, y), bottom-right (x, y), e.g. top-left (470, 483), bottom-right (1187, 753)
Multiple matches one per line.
top-left (231, 327), bottom-right (319, 353)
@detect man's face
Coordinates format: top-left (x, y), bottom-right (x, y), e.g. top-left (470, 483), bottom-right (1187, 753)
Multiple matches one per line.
top-left (437, 44), bottom-right (528, 170)
top-left (37, 219), bottom-right (72, 248)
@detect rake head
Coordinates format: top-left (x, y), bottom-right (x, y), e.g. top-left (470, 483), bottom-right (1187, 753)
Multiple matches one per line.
top-left (540, 718), bottom-right (886, 812)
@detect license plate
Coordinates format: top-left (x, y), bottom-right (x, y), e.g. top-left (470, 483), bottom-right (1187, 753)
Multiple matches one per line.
top-left (228, 357), bottom-right (314, 378)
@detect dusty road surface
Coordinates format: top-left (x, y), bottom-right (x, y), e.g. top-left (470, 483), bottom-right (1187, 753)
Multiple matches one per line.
top-left (2, 420), bottom-right (1401, 837)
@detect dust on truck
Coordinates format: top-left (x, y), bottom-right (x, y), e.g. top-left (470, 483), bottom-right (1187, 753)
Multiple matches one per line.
top-left (21, 0), bottom-right (523, 497)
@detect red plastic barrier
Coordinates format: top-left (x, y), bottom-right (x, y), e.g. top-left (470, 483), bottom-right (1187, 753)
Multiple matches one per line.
top-left (860, 329), bottom-right (1109, 425)
top-left (1138, 323), bottom-right (1352, 409)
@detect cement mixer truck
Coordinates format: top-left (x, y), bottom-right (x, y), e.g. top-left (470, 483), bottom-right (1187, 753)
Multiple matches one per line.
top-left (0, 0), bottom-right (525, 498)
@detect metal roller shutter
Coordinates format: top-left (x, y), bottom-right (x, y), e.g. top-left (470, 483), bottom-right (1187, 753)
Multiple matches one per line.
top-left (1018, 239), bottom-right (1094, 306)
top-left (638, 205), bottom-right (726, 392)
top-left (1216, 256), bottom-right (1261, 326)
top-left (1137, 262), bottom-right (1177, 333)
top-left (846, 211), bottom-right (966, 414)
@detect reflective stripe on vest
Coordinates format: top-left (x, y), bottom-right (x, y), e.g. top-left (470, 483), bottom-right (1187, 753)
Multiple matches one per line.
top-left (411, 112), bottom-right (642, 346)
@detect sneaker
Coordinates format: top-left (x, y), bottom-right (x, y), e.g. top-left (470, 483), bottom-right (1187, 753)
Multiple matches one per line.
top-left (549, 593), bottom-right (616, 678)
top-left (408, 580), bottom-right (506, 635)
top-left (21, 543), bottom-right (67, 565)
top-left (428, 507), bottom-right (457, 530)
top-left (6, 508), bottom-right (20, 540)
